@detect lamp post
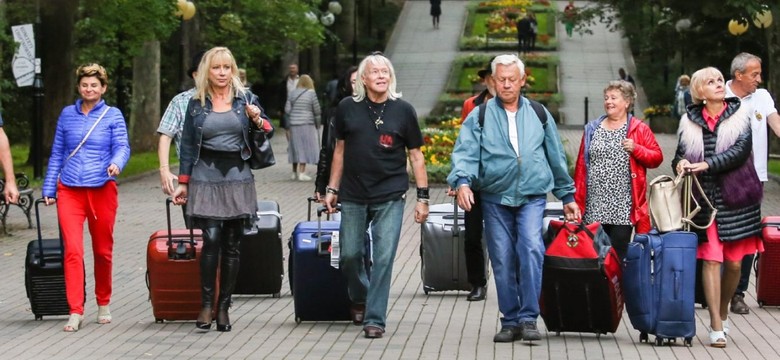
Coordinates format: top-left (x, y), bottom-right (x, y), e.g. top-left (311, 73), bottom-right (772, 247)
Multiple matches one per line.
top-left (32, 3), bottom-right (43, 179)
top-left (728, 18), bottom-right (749, 53)
top-left (675, 18), bottom-right (691, 76)
top-left (353, 0), bottom-right (358, 64)
top-left (753, 7), bottom-right (774, 93)
top-left (176, 0), bottom-right (196, 92)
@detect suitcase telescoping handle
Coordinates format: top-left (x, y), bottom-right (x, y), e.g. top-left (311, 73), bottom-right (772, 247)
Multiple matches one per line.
top-left (34, 197), bottom-right (65, 265)
top-left (316, 204), bottom-right (341, 239)
top-left (308, 196), bottom-right (335, 221)
top-left (165, 197), bottom-right (196, 259)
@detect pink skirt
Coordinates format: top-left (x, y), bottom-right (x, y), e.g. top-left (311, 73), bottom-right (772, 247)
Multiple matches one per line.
top-left (697, 220), bottom-right (764, 263)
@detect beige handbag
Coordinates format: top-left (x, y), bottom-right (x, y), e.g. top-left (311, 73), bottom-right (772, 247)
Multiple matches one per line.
top-left (648, 173), bottom-right (716, 232)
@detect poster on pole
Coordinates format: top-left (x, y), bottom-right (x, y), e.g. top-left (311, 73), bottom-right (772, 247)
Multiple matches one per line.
top-left (12, 24), bottom-right (35, 87)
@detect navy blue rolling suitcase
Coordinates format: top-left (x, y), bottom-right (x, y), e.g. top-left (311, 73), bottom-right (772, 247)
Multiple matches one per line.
top-left (623, 230), bottom-right (698, 346)
top-left (290, 205), bottom-right (351, 323)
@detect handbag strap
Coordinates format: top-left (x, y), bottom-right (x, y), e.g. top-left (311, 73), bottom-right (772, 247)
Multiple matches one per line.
top-left (67, 106), bottom-right (111, 161)
top-left (681, 173), bottom-right (717, 230)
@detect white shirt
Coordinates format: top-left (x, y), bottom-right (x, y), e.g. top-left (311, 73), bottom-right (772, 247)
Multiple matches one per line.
top-left (726, 80), bottom-right (778, 181)
top-left (505, 109), bottom-right (519, 156)
top-left (286, 76), bottom-right (299, 95)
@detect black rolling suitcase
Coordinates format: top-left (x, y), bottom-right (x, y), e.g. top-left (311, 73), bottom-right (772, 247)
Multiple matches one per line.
top-left (235, 200), bottom-right (284, 297)
top-left (25, 198), bottom-right (80, 320)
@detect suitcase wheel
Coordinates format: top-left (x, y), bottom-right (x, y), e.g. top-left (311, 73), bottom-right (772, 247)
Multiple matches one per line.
top-left (295, 317), bottom-right (302, 324)
top-left (272, 292), bottom-right (281, 298)
top-left (758, 300), bottom-right (765, 308)
top-left (423, 288), bottom-right (429, 295)
top-left (639, 332), bottom-right (648, 343)
top-left (555, 331), bottom-right (561, 336)
top-left (35, 315), bottom-right (42, 321)
top-left (684, 337), bottom-right (693, 347)
top-left (654, 337), bottom-right (664, 346)
top-left (155, 318), bottom-right (164, 324)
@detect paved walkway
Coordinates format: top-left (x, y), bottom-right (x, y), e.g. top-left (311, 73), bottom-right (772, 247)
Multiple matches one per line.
top-left (1, 1), bottom-right (780, 359)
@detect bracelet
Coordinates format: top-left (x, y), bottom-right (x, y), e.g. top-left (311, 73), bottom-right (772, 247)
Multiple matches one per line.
top-left (326, 186), bottom-right (339, 195)
top-left (160, 164), bottom-right (169, 169)
top-left (256, 117), bottom-right (264, 128)
top-left (417, 187), bottom-right (430, 200)
top-left (417, 198), bottom-right (429, 204)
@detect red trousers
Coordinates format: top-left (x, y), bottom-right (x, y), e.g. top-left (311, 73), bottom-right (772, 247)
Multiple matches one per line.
top-left (57, 181), bottom-right (118, 315)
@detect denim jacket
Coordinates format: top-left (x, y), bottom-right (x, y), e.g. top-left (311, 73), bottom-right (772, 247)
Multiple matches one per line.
top-left (177, 90), bottom-right (271, 183)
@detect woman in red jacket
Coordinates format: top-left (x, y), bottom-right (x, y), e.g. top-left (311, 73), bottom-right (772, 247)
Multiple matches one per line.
top-left (573, 80), bottom-right (663, 259)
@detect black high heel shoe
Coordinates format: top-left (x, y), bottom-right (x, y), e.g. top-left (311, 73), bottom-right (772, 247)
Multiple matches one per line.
top-left (216, 309), bottom-right (231, 332)
top-left (196, 308), bottom-right (213, 330)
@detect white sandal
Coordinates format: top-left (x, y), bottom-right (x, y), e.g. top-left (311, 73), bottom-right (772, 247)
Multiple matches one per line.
top-left (709, 330), bottom-right (727, 348)
top-left (722, 319), bottom-right (730, 336)
top-left (64, 314), bottom-right (83, 332)
top-left (97, 305), bottom-right (112, 324)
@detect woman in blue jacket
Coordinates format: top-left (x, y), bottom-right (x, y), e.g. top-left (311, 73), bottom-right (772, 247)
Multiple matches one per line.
top-left (42, 63), bottom-right (130, 332)
top-left (172, 47), bottom-right (272, 332)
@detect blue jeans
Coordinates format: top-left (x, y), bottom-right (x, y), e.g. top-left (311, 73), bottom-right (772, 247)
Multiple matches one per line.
top-left (482, 196), bottom-right (546, 327)
top-left (339, 197), bottom-right (405, 330)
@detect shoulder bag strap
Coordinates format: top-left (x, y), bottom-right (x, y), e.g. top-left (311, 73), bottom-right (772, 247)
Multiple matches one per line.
top-left (67, 106), bottom-right (111, 161)
top-left (681, 173), bottom-right (717, 230)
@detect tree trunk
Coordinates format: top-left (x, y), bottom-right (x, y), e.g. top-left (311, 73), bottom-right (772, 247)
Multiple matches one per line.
top-left (129, 41), bottom-right (161, 152)
top-left (37, 0), bottom-right (78, 160)
top-left (335, 0), bottom-right (355, 64)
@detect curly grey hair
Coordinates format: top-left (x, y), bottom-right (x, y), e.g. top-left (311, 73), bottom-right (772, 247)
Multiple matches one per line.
top-left (604, 80), bottom-right (637, 113)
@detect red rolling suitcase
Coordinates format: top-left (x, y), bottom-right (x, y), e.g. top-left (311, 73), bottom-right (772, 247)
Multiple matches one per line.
top-left (756, 216), bottom-right (780, 307)
top-left (146, 198), bottom-right (214, 322)
top-left (541, 220), bottom-right (623, 335)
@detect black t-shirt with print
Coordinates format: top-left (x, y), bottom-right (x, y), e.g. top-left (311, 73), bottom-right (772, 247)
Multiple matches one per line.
top-left (333, 96), bottom-right (423, 204)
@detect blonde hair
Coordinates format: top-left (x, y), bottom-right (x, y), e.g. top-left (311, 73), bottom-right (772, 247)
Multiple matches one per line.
top-left (193, 47), bottom-right (246, 106)
top-left (678, 74), bottom-right (690, 87)
top-left (353, 53), bottom-right (401, 102)
top-left (297, 74), bottom-right (315, 90)
top-left (76, 63), bottom-right (109, 86)
top-left (689, 67), bottom-right (724, 105)
top-left (604, 80), bottom-right (637, 113)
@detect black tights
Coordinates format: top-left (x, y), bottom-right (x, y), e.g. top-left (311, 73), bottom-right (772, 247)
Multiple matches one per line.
top-left (601, 224), bottom-right (634, 260)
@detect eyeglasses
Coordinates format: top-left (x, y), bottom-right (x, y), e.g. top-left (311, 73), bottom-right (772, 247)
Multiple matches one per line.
top-left (370, 51), bottom-right (384, 56)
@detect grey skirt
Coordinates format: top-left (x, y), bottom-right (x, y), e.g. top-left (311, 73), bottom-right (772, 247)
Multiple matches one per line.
top-left (187, 149), bottom-right (257, 220)
top-left (287, 124), bottom-right (320, 164)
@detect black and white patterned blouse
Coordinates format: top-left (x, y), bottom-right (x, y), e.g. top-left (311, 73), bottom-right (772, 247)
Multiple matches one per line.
top-left (584, 122), bottom-right (632, 225)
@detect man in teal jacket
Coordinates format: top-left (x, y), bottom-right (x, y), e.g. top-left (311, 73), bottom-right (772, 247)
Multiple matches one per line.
top-left (448, 54), bottom-right (580, 343)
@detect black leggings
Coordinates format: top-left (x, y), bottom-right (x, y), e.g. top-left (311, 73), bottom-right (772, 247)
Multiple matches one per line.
top-left (602, 224), bottom-right (634, 260)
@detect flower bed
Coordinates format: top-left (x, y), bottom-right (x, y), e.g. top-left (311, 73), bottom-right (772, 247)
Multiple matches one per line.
top-left (419, 118), bottom-right (462, 184)
top-left (643, 105), bottom-right (677, 133)
top-left (448, 53), bottom-right (559, 94)
top-left (461, 0), bottom-right (557, 51)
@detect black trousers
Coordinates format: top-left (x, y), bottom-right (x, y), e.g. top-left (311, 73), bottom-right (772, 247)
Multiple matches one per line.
top-left (464, 192), bottom-right (487, 287)
top-left (601, 224), bottom-right (634, 260)
top-left (736, 253), bottom-right (755, 295)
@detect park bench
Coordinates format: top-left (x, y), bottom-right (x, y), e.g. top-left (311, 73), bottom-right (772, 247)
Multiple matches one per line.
top-left (0, 173), bottom-right (34, 234)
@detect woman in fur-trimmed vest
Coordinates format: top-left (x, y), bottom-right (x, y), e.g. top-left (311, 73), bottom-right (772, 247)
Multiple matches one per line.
top-left (672, 67), bottom-right (763, 349)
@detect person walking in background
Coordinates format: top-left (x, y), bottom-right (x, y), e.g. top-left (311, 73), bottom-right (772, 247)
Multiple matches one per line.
top-left (157, 51), bottom-right (204, 228)
top-left (323, 53), bottom-right (429, 339)
top-left (447, 59), bottom-right (497, 302)
top-left (42, 63), bottom-right (131, 332)
top-left (285, 74), bottom-right (321, 181)
top-left (316, 66), bottom-right (357, 201)
top-left (573, 81), bottom-right (663, 259)
top-left (430, 0), bottom-right (441, 29)
top-left (672, 66), bottom-right (763, 348)
top-left (563, 0), bottom-right (576, 38)
top-left (448, 54), bottom-right (579, 343)
top-left (516, 13), bottom-right (532, 53)
top-left (618, 68), bottom-right (635, 86)
top-left (672, 74), bottom-right (692, 120)
top-left (528, 12), bottom-right (538, 51)
top-left (0, 113), bottom-right (19, 204)
top-left (281, 63), bottom-right (300, 178)
top-left (725, 52), bottom-right (780, 316)
top-left (172, 46), bottom-right (273, 332)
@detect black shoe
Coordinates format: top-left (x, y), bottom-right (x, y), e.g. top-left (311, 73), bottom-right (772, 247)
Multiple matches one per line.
top-left (493, 326), bottom-right (522, 343)
top-left (364, 325), bottom-right (384, 339)
top-left (350, 304), bottom-right (366, 325)
top-left (730, 294), bottom-right (750, 314)
top-left (216, 309), bottom-right (232, 332)
top-left (467, 286), bottom-right (486, 301)
top-left (195, 308), bottom-right (213, 330)
top-left (519, 321), bottom-right (542, 341)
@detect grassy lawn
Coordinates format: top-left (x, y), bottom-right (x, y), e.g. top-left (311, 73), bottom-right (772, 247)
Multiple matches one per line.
top-left (7, 144), bottom-right (176, 188)
top-left (770, 159), bottom-right (780, 177)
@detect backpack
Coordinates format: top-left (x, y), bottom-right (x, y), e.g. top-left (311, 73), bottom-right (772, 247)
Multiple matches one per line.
top-left (477, 98), bottom-right (548, 129)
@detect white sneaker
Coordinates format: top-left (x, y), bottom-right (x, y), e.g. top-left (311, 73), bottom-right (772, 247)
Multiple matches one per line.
top-left (298, 173), bottom-right (312, 181)
top-left (291, 172), bottom-right (298, 180)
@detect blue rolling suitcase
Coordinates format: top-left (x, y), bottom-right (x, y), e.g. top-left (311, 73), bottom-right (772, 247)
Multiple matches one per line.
top-left (290, 201), bottom-right (353, 323)
top-left (623, 230), bottom-right (698, 346)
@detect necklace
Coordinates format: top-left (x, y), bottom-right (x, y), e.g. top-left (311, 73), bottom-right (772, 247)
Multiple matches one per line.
top-left (367, 101), bottom-right (387, 130)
